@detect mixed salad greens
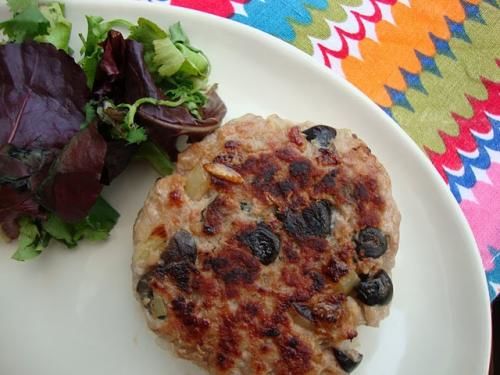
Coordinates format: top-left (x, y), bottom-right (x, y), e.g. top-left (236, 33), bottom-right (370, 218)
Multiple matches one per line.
top-left (0, 0), bottom-right (227, 260)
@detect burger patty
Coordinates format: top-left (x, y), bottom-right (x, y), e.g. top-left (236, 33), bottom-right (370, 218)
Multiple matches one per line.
top-left (132, 114), bottom-right (401, 374)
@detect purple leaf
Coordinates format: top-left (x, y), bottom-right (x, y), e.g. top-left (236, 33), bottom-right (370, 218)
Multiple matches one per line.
top-left (0, 185), bottom-right (43, 239)
top-left (93, 32), bottom-right (226, 159)
top-left (100, 139), bottom-right (138, 185)
top-left (0, 42), bottom-right (90, 150)
top-left (123, 40), bottom-right (226, 159)
top-left (93, 30), bottom-right (127, 99)
top-left (38, 123), bottom-right (107, 223)
top-left (0, 145), bottom-right (57, 187)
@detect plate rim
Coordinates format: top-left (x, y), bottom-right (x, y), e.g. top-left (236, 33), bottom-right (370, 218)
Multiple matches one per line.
top-left (4, 0), bottom-right (493, 372)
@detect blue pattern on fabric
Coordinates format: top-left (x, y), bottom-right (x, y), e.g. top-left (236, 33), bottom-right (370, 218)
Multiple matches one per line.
top-left (486, 247), bottom-right (500, 300)
top-left (231, 0), bottom-right (328, 42)
top-left (415, 51), bottom-right (441, 77)
top-left (447, 114), bottom-right (500, 202)
top-left (386, 86), bottom-right (413, 111)
top-left (446, 16), bottom-right (472, 43)
top-left (400, 68), bottom-right (427, 94)
top-left (430, 33), bottom-right (456, 59)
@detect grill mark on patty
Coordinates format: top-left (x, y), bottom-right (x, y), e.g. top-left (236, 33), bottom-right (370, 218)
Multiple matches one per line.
top-left (352, 178), bottom-right (385, 228)
top-left (202, 196), bottom-right (231, 235)
top-left (216, 315), bottom-right (241, 370)
top-left (150, 225), bottom-right (167, 238)
top-left (206, 249), bottom-right (261, 296)
top-left (314, 170), bottom-right (337, 195)
top-left (288, 159), bottom-right (312, 188)
top-left (316, 148), bottom-right (339, 166)
top-left (171, 296), bottom-right (209, 340)
top-left (324, 258), bottom-right (349, 282)
top-left (275, 147), bottom-right (302, 162)
top-left (168, 189), bottom-right (183, 207)
top-left (276, 335), bottom-right (313, 374)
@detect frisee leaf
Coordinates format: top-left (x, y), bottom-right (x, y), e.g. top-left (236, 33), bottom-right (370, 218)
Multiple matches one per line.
top-left (134, 141), bottom-right (174, 176)
top-left (164, 78), bottom-right (207, 119)
top-left (98, 97), bottom-right (185, 145)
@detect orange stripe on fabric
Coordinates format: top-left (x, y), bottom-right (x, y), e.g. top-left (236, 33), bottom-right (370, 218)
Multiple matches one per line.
top-left (342, 0), bottom-right (467, 107)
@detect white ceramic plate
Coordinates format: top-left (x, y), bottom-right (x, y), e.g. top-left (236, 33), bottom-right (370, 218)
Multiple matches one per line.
top-left (0, 1), bottom-right (491, 374)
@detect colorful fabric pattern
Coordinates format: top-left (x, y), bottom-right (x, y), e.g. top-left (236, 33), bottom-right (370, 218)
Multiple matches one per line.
top-left (149, 0), bottom-right (500, 301)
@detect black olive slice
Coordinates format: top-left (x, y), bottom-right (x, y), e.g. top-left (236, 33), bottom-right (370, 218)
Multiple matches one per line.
top-left (354, 227), bottom-right (388, 258)
top-left (302, 125), bottom-right (337, 148)
top-left (356, 270), bottom-right (393, 306)
top-left (333, 348), bottom-right (363, 373)
top-left (162, 230), bottom-right (197, 265)
top-left (240, 223), bottom-right (280, 265)
top-left (278, 200), bottom-right (332, 238)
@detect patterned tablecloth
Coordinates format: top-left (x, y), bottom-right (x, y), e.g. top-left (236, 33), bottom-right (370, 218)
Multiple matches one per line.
top-left (148, 0), bottom-right (500, 301)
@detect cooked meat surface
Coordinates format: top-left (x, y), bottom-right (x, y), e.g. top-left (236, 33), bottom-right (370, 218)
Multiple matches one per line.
top-left (133, 114), bottom-right (401, 374)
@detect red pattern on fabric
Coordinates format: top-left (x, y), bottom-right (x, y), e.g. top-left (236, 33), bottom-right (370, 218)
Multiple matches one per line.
top-left (426, 79), bottom-right (500, 181)
top-left (318, 0), bottom-right (397, 65)
top-left (171, 0), bottom-right (249, 18)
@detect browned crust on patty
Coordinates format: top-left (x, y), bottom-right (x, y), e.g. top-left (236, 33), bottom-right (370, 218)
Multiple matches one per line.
top-left (133, 114), bottom-right (400, 374)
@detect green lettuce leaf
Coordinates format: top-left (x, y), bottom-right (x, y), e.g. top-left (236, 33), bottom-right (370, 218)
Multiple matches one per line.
top-left (134, 141), bottom-right (174, 176)
top-left (152, 37), bottom-right (185, 78)
top-left (0, 0), bottom-right (49, 42)
top-left (128, 17), bottom-right (167, 69)
top-left (7, 0), bottom-right (35, 13)
top-left (34, 2), bottom-right (71, 52)
top-left (11, 217), bottom-right (49, 261)
top-left (128, 18), bottom-right (209, 80)
top-left (73, 196), bottom-right (119, 241)
top-left (169, 22), bottom-right (209, 77)
top-left (11, 197), bottom-right (119, 260)
top-left (168, 21), bottom-right (189, 44)
top-left (42, 213), bottom-right (76, 247)
top-left (1, 1), bottom-right (72, 52)
top-left (44, 197), bottom-right (119, 245)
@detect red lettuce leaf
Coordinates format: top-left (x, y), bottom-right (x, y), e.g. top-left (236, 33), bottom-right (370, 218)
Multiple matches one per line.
top-left (0, 185), bottom-right (43, 239)
top-left (93, 30), bottom-right (127, 99)
top-left (93, 32), bottom-right (226, 159)
top-left (0, 145), bottom-right (57, 188)
top-left (0, 42), bottom-right (90, 150)
top-left (124, 40), bottom-right (226, 158)
top-left (100, 139), bottom-right (138, 185)
top-left (38, 123), bottom-right (107, 223)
